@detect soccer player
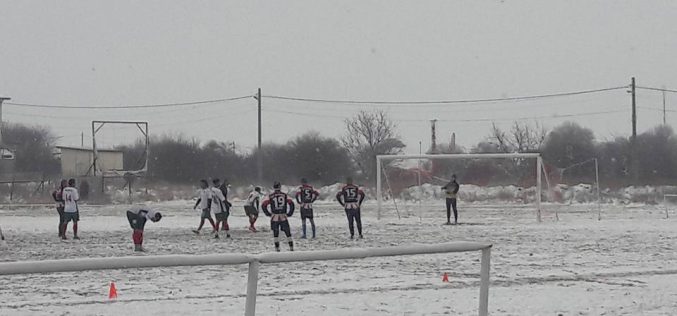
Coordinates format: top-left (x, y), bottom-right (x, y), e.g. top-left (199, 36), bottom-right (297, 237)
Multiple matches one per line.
top-left (60, 178), bottom-right (80, 240)
top-left (336, 177), bottom-right (365, 239)
top-left (442, 174), bottom-right (460, 225)
top-left (218, 178), bottom-right (233, 212)
top-left (244, 187), bottom-right (262, 232)
top-left (51, 179), bottom-right (67, 238)
top-left (126, 207), bottom-right (162, 252)
top-left (193, 179), bottom-right (217, 235)
top-left (211, 179), bottom-right (230, 238)
top-left (295, 178), bottom-right (319, 239)
top-left (261, 181), bottom-right (295, 252)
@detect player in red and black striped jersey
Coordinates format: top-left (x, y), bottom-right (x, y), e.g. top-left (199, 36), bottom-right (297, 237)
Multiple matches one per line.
top-left (295, 178), bottom-right (319, 239)
top-left (261, 181), bottom-right (295, 252)
top-left (336, 177), bottom-right (366, 239)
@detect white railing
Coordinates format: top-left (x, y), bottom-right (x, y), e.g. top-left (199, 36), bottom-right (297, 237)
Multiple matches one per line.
top-left (0, 242), bottom-right (492, 316)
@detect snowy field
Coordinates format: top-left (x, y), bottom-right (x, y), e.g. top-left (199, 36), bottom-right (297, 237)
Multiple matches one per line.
top-left (1, 201), bottom-right (677, 315)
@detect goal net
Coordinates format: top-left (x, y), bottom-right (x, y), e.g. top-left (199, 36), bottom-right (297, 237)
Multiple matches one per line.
top-left (376, 153), bottom-right (546, 222)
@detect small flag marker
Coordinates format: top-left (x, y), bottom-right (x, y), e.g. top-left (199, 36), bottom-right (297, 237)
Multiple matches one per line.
top-left (109, 282), bottom-right (118, 299)
top-left (442, 272), bottom-right (449, 282)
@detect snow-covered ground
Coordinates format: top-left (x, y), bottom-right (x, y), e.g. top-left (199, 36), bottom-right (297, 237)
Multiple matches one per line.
top-left (1, 201), bottom-right (677, 315)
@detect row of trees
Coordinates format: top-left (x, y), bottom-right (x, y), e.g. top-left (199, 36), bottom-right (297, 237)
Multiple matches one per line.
top-left (5, 111), bottom-right (677, 187)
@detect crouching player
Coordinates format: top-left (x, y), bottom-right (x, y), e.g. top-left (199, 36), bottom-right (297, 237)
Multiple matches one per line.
top-left (244, 187), bottom-right (262, 232)
top-left (261, 182), bottom-right (295, 252)
top-left (126, 207), bottom-right (162, 252)
top-left (295, 178), bottom-right (319, 239)
top-left (336, 177), bottom-right (365, 239)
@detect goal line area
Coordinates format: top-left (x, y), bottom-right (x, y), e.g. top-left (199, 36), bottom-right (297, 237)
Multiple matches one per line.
top-left (376, 153), bottom-right (545, 222)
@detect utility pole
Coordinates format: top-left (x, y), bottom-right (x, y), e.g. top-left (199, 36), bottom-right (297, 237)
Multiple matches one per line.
top-left (630, 77), bottom-right (639, 181)
top-left (663, 86), bottom-right (667, 125)
top-left (430, 119), bottom-right (438, 154)
top-left (256, 88), bottom-right (263, 184)
top-left (0, 97), bottom-right (10, 146)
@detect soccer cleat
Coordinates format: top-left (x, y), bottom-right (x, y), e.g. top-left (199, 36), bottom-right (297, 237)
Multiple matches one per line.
top-left (192, 229), bottom-right (200, 235)
top-left (73, 236), bottom-right (80, 240)
top-left (289, 245), bottom-right (294, 252)
top-left (226, 234), bottom-right (231, 238)
top-left (134, 245), bottom-right (145, 252)
top-left (350, 235), bottom-right (354, 240)
top-left (301, 235), bottom-right (307, 239)
top-left (214, 234), bottom-right (220, 239)
top-left (359, 235), bottom-right (363, 239)
top-left (275, 246), bottom-right (281, 252)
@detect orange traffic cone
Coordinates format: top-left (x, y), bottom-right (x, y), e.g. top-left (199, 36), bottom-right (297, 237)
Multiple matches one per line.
top-left (109, 281), bottom-right (118, 299)
top-left (442, 272), bottom-right (449, 282)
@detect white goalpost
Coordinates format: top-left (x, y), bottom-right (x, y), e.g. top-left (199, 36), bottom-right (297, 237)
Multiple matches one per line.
top-left (376, 153), bottom-right (544, 222)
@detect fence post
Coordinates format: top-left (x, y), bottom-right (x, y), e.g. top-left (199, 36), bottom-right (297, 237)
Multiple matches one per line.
top-left (479, 247), bottom-right (491, 316)
top-left (245, 260), bottom-right (260, 316)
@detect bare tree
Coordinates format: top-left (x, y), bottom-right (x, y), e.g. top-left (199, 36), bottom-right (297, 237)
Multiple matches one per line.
top-left (489, 121), bottom-right (547, 153)
top-left (342, 110), bottom-right (405, 182)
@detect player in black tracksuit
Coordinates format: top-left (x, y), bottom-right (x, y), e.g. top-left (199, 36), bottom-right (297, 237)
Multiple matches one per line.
top-left (295, 178), bottom-right (319, 239)
top-left (442, 175), bottom-right (460, 225)
top-left (262, 182), bottom-right (295, 252)
top-left (336, 177), bottom-right (366, 239)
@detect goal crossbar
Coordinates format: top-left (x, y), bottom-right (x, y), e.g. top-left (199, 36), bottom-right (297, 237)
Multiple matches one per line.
top-left (376, 153), bottom-right (543, 222)
top-left (0, 242), bottom-right (492, 316)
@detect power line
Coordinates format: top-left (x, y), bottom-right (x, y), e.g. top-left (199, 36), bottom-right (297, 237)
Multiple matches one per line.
top-left (266, 108), bottom-right (626, 122)
top-left (4, 95), bottom-right (253, 109)
top-left (636, 86), bottom-right (677, 94)
top-left (262, 86), bottom-right (628, 106)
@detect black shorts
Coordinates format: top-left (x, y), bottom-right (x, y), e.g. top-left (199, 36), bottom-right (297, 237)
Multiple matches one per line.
top-left (215, 212), bottom-right (228, 221)
top-left (63, 212), bottom-right (79, 222)
top-left (300, 208), bottom-right (313, 220)
top-left (271, 219), bottom-right (291, 232)
top-left (244, 205), bottom-right (258, 217)
top-left (127, 211), bottom-right (147, 230)
top-left (200, 208), bottom-right (212, 219)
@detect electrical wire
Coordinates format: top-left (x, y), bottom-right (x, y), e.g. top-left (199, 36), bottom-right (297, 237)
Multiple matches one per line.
top-left (4, 95), bottom-right (253, 109)
top-left (262, 86), bottom-right (628, 106)
top-left (636, 86), bottom-right (677, 94)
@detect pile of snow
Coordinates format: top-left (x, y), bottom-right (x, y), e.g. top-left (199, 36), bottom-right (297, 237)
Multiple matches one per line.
top-left (105, 181), bottom-right (677, 206)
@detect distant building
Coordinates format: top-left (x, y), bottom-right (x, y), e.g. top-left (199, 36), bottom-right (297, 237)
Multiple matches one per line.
top-left (56, 146), bottom-right (123, 177)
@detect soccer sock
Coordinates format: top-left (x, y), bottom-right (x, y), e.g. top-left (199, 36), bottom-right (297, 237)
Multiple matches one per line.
top-left (223, 222), bottom-right (229, 231)
top-left (73, 223), bottom-right (78, 236)
top-left (132, 230), bottom-right (142, 245)
top-left (302, 221), bottom-right (307, 237)
top-left (310, 219), bottom-right (316, 237)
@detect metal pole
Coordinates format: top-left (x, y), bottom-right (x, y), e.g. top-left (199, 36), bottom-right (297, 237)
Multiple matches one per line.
top-left (594, 158), bottom-right (601, 221)
top-left (376, 156), bottom-right (382, 220)
top-left (257, 88), bottom-right (262, 185)
top-left (245, 260), bottom-right (260, 316)
top-left (663, 86), bottom-right (666, 125)
top-left (0, 97), bottom-right (11, 146)
top-left (536, 156), bottom-right (542, 222)
top-left (478, 247), bottom-right (491, 316)
top-left (631, 77), bottom-right (638, 181)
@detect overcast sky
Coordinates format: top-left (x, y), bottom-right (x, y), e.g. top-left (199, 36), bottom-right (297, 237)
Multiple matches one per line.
top-left (1, 1), bottom-right (676, 153)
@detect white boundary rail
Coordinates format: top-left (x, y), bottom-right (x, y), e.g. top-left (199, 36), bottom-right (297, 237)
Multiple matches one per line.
top-left (0, 242), bottom-right (492, 316)
top-left (377, 153), bottom-right (543, 221)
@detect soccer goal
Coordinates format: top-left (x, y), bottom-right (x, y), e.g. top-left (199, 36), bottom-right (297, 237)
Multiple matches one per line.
top-left (91, 120), bottom-right (149, 198)
top-left (376, 153), bottom-right (546, 222)
top-left (663, 194), bottom-right (677, 219)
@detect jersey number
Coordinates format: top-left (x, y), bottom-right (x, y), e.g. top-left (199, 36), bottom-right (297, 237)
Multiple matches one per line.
top-left (346, 188), bottom-right (357, 199)
top-left (272, 196), bottom-right (286, 210)
top-left (303, 189), bottom-right (313, 201)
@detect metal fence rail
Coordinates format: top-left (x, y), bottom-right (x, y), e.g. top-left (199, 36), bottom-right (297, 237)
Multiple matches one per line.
top-left (0, 241), bottom-right (492, 316)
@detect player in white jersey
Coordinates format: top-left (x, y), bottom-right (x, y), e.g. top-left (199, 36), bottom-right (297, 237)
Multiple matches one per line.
top-left (60, 178), bottom-right (80, 240)
top-left (244, 187), bottom-right (262, 232)
top-left (193, 179), bottom-right (217, 234)
top-left (126, 207), bottom-right (162, 252)
top-left (211, 179), bottom-right (230, 239)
